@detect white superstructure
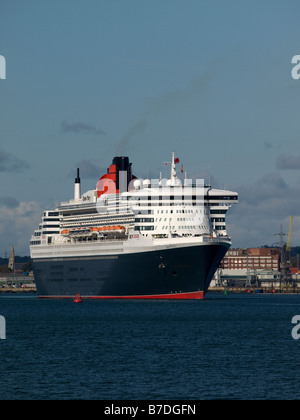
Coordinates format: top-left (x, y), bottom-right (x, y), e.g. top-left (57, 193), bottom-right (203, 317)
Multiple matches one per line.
top-left (30, 153), bottom-right (238, 254)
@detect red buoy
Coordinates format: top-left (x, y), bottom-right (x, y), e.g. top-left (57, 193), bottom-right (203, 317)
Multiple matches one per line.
top-left (73, 293), bottom-right (83, 303)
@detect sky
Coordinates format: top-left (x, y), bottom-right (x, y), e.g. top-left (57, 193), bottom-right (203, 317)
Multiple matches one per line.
top-left (1, 0), bottom-right (300, 255)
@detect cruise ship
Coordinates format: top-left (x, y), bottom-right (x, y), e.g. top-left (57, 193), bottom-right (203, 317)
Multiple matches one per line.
top-left (30, 153), bottom-right (238, 299)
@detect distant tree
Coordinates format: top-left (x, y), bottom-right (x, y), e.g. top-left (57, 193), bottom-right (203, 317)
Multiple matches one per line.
top-left (22, 261), bottom-right (32, 273)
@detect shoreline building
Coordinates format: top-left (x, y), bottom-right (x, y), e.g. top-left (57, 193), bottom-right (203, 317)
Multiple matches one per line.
top-left (221, 248), bottom-right (280, 271)
top-left (212, 248), bottom-right (281, 287)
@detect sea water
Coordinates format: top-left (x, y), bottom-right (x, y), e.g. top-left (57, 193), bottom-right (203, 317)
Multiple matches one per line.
top-left (0, 293), bottom-right (299, 400)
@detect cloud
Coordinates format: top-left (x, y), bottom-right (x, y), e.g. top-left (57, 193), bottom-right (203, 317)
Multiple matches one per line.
top-left (0, 149), bottom-right (29, 172)
top-left (0, 200), bottom-right (44, 255)
top-left (74, 159), bottom-right (104, 179)
top-left (263, 141), bottom-right (273, 150)
top-left (0, 197), bottom-right (20, 208)
top-left (61, 121), bottom-right (106, 136)
top-left (276, 154), bottom-right (300, 170)
top-left (227, 172), bottom-right (300, 248)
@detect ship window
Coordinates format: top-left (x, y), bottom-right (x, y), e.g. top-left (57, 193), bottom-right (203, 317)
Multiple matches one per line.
top-left (208, 195), bottom-right (237, 200)
top-left (134, 225), bottom-right (154, 231)
top-left (51, 265), bottom-right (63, 270)
top-left (42, 231), bottom-right (60, 234)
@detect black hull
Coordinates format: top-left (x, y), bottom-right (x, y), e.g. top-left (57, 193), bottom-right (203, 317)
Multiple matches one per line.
top-left (32, 243), bottom-right (229, 299)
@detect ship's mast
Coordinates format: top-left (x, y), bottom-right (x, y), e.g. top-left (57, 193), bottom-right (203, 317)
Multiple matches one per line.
top-left (171, 152), bottom-right (177, 182)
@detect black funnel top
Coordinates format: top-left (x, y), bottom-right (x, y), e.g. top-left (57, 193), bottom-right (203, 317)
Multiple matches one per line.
top-left (75, 168), bottom-right (80, 184)
top-left (113, 156), bottom-right (130, 171)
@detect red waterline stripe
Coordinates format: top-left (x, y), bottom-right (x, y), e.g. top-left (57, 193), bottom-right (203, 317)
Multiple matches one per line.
top-left (39, 291), bottom-right (204, 300)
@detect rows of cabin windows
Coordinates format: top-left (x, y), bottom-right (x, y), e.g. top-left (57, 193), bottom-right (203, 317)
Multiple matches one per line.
top-left (135, 217), bottom-right (212, 223)
top-left (125, 195), bottom-right (237, 201)
top-left (134, 225), bottom-right (211, 231)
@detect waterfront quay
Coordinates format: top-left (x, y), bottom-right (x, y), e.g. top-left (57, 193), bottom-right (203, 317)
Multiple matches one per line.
top-left (0, 281), bottom-right (299, 296)
top-left (1, 285), bottom-right (300, 295)
top-left (0, 274), bottom-right (36, 293)
top-left (209, 285), bottom-right (300, 295)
